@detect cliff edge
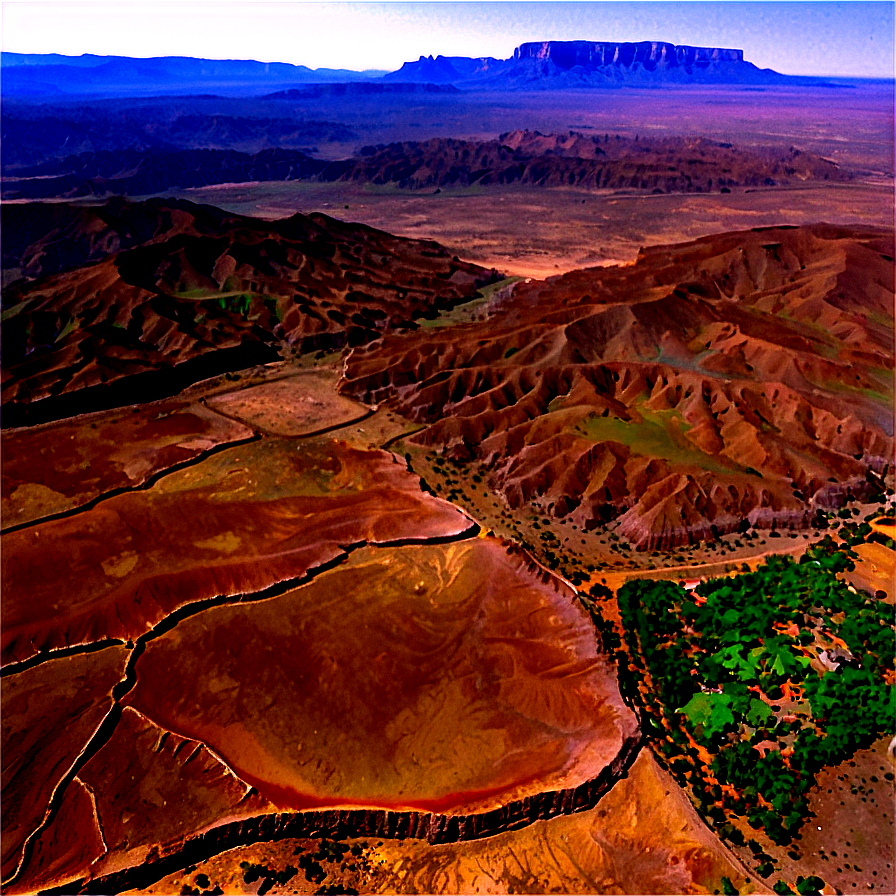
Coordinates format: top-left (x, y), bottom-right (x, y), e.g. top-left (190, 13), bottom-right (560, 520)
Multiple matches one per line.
top-left (386, 39), bottom-right (794, 87)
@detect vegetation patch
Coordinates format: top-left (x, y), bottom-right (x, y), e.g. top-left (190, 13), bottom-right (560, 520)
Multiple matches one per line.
top-left (574, 406), bottom-right (734, 474)
top-left (615, 533), bottom-right (893, 889)
top-left (415, 277), bottom-right (520, 329)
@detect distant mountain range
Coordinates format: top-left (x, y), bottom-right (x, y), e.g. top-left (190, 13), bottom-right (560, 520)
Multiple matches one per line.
top-left (0, 52), bottom-right (386, 97)
top-left (1, 132), bottom-right (851, 202)
top-left (0, 40), bottom-right (830, 98)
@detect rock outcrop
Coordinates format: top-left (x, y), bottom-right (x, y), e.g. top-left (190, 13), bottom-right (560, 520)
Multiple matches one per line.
top-left (341, 224), bottom-right (895, 549)
top-left (385, 39), bottom-right (792, 87)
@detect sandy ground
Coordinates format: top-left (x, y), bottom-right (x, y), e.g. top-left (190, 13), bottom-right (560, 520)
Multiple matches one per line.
top-left (177, 180), bottom-right (894, 280)
top-left (125, 750), bottom-right (766, 896)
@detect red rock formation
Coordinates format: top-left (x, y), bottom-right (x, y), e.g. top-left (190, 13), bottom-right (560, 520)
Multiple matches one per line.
top-left (342, 225), bottom-right (895, 549)
top-left (78, 708), bottom-right (276, 880)
top-left (1, 440), bottom-right (473, 666)
top-left (9, 778), bottom-right (106, 895)
top-left (1, 198), bottom-right (498, 424)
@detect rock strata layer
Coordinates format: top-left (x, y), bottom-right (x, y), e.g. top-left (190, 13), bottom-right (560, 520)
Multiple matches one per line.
top-left (385, 39), bottom-right (790, 87)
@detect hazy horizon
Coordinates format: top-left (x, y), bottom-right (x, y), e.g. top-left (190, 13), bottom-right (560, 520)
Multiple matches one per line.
top-left (2, 1), bottom-right (894, 79)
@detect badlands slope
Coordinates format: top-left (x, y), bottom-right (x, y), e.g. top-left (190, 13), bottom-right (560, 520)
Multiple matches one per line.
top-left (342, 224), bottom-right (895, 549)
top-left (1, 199), bottom-right (498, 423)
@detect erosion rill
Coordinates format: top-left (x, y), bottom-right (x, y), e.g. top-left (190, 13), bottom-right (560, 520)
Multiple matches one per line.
top-left (1, 371), bottom-right (653, 894)
top-left (2, 194), bottom-right (892, 894)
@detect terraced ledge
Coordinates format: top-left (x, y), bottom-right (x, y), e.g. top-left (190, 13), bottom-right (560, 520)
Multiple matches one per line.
top-left (2, 438), bottom-right (476, 668)
top-left (51, 733), bottom-right (644, 896)
top-left (1, 512), bottom-right (480, 677)
top-left (0, 433), bottom-right (262, 536)
top-left (3, 525), bottom-right (484, 891)
top-left (200, 401), bottom-right (375, 440)
top-left (0, 638), bottom-right (128, 680)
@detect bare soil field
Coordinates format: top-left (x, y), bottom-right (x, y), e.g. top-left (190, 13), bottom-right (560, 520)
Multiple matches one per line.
top-left (0, 400), bottom-right (253, 529)
top-left (179, 180), bottom-right (893, 278)
top-left (205, 369), bottom-right (368, 436)
top-left (753, 737), bottom-right (896, 895)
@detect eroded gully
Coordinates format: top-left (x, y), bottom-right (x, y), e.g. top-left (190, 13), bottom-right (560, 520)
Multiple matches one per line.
top-left (3, 394), bottom-right (644, 895)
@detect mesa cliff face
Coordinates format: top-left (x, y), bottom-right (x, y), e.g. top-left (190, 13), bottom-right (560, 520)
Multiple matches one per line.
top-left (386, 39), bottom-right (781, 87)
top-left (513, 40), bottom-right (745, 69)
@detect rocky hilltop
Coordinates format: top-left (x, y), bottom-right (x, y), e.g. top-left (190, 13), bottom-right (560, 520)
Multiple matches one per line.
top-left (342, 224), bottom-right (895, 550)
top-left (386, 39), bottom-right (790, 87)
top-left (0, 199), bottom-right (499, 424)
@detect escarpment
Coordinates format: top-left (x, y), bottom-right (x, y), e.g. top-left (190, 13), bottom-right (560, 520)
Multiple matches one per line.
top-left (385, 39), bottom-right (790, 86)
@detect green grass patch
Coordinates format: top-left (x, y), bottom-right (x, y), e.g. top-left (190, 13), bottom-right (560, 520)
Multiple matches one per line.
top-left (174, 287), bottom-right (248, 301)
top-left (415, 278), bottom-right (521, 330)
top-left (810, 366), bottom-right (894, 403)
top-left (174, 291), bottom-right (270, 318)
top-left (574, 407), bottom-right (733, 474)
top-left (56, 315), bottom-right (77, 341)
top-left (476, 276), bottom-right (523, 302)
top-left (0, 300), bottom-right (31, 322)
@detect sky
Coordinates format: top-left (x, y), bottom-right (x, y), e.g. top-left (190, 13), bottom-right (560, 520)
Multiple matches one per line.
top-left (2, 1), bottom-right (894, 78)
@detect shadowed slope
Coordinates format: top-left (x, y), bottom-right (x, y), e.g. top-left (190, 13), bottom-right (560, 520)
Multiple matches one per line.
top-left (1, 199), bottom-right (498, 423)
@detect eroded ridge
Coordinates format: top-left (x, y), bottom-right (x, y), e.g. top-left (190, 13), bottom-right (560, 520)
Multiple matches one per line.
top-left (342, 224), bottom-right (895, 550)
top-left (1, 198), bottom-right (501, 426)
top-left (1, 648), bottom-right (131, 885)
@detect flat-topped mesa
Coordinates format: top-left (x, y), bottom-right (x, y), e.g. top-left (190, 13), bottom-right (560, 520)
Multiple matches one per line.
top-left (385, 38), bottom-right (780, 86)
top-left (513, 40), bottom-right (745, 69)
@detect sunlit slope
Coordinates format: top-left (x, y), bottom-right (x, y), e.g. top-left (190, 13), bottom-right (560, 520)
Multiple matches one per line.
top-left (343, 224), bottom-right (895, 549)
